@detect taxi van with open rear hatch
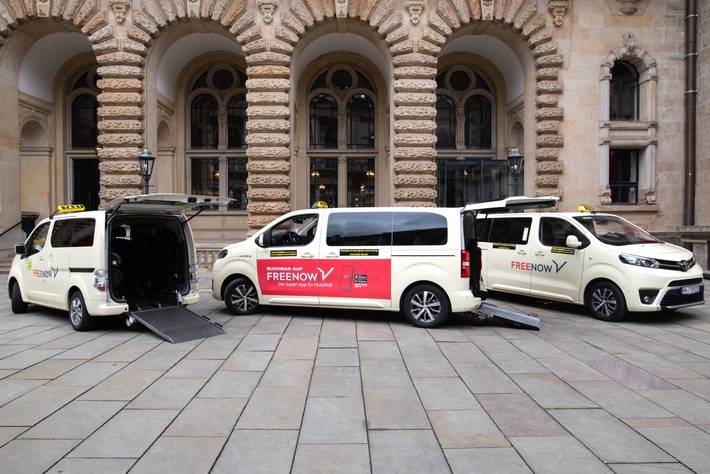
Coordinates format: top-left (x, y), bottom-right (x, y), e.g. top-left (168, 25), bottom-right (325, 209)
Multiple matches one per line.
top-left (7, 194), bottom-right (229, 343)
top-left (474, 197), bottom-right (705, 321)
top-left (211, 205), bottom-right (485, 328)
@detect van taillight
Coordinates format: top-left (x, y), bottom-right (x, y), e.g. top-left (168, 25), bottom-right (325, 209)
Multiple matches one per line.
top-left (461, 250), bottom-right (470, 278)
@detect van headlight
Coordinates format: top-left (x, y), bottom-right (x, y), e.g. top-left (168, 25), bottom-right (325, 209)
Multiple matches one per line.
top-left (619, 253), bottom-right (660, 268)
top-left (218, 249), bottom-right (228, 259)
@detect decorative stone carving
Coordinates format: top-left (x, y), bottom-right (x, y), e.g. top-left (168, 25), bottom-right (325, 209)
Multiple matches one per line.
top-left (622, 32), bottom-right (637, 53)
top-left (108, 0), bottom-right (130, 23)
top-left (258, 0), bottom-right (278, 23)
top-left (618, 0), bottom-right (638, 15)
top-left (405, 0), bottom-right (425, 24)
top-left (481, 0), bottom-right (494, 21)
top-left (187, 0), bottom-right (199, 18)
top-left (37, 0), bottom-right (50, 17)
top-left (548, 1), bottom-right (569, 27)
top-left (335, 0), bottom-right (348, 19)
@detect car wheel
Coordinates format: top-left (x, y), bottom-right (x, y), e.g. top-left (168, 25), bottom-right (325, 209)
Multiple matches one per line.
top-left (224, 278), bottom-right (260, 315)
top-left (11, 284), bottom-right (28, 314)
top-left (586, 281), bottom-right (627, 322)
top-left (69, 291), bottom-right (93, 331)
top-left (403, 284), bottom-right (450, 328)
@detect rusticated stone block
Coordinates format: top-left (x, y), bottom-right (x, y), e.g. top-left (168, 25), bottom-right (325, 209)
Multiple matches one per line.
top-left (536, 148), bottom-right (560, 161)
top-left (245, 51), bottom-right (291, 67)
top-left (247, 106), bottom-right (290, 119)
top-left (417, 41), bottom-right (442, 57)
top-left (96, 147), bottom-right (142, 159)
top-left (390, 40), bottom-right (416, 56)
top-left (537, 161), bottom-right (564, 174)
top-left (394, 120), bottom-right (437, 133)
top-left (100, 187), bottom-right (144, 202)
top-left (97, 78), bottom-right (143, 92)
top-left (536, 68), bottom-right (560, 80)
top-left (93, 38), bottom-right (121, 55)
top-left (394, 160), bottom-right (437, 173)
top-left (246, 92), bottom-right (290, 105)
top-left (247, 202), bottom-right (291, 214)
top-left (96, 65), bottom-right (144, 79)
top-left (99, 160), bottom-right (141, 173)
top-left (280, 11), bottom-right (306, 36)
top-left (275, 24), bottom-right (299, 44)
top-left (100, 134), bottom-right (143, 146)
top-left (97, 92), bottom-right (143, 106)
top-left (535, 175), bottom-right (559, 187)
top-left (385, 26), bottom-right (411, 45)
top-left (393, 79), bottom-right (437, 93)
top-left (394, 133), bottom-right (437, 147)
top-left (393, 174), bottom-right (437, 187)
top-left (245, 133), bottom-right (290, 147)
top-left (394, 188), bottom-right (438, 200)
top-left (97, 52), bottom-right (145, 66)
top-left (246, 119), bottom-right (290, 133)
top-left (535, 107), bottom-right (564, 120)
top-left (522, 13), bottom-right (547, 38)
top-left (535, 188), bottom-right (563, 199)
top-left (536, 120), bottom-right (559, 134)
top-left (536, 134), bottom-right (564, 148)
top-left (247, 188), bottom-right (291, 201)
top-left (393, 92), bottom-right (436, 106)
top-left (528, 27), bottom-right (553, 47)
top-left (246, 65), bottom-right (291, 78)
top-left (394, 201), bottom-right (437, 208)
top-left (98, 120), bottom-right (143, 132)
top-left (247, 215), bottom-right (282, 229)
top-left (101, 174), bottom-right (143, 187)
top-left (393, 66), bottom-right (437, 79)
top-left (247, 175), bottom-right (290, 186)
top-left (97, 106), bottom-right (144, 119)
top-left (393, 106), bottom-right (437, 120)
top-left (392, 52), bottom-right (438, 68)
top-left (247, 147), bottom-right (291, 160)
top-left (536, 94), bottom-right (559, 107)
top-left (126, 24), bottom-right (152, 45)
top-left (536, 80), bottom-right (563, 94)
top-left (421, 27), bottom-right (446, 47)
top-left (379, 11), bottom-right (405, 36)
top-left (532, 42), bottom-right (558, 58)
top-left (246, 160), bottom-right (291, 173)
top-left (245, 78), bottom-right (290, 92)
top-left (535, 55), bottom-right (564, 69)
top-left (393, 147), bottom-right (438, 160)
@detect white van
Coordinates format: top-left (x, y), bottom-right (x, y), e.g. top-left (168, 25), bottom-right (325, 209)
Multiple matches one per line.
top-left (211, 206), bottom-right (482, 327)
top-left (7, 194), bottom-right (228, 342)
top-left (473, 197), bottom-right (705, 321)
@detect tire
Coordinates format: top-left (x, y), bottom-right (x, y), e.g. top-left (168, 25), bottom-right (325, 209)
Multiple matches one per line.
top-left (11, 284), bottom-right (28, 314)
top-left (224, 278), bottom-right (260, 315)
top-left (586, 281), bottom-right (627, 322)
top-left (69, 291), bottom-right (94, 331)
top-left (402, 284), bottom-right (451, 328)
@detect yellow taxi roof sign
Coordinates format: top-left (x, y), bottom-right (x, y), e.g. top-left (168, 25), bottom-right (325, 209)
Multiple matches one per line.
top-left (578, 204), bottom-right (595, 213)
top-left (57, 204), bottom-right (86, 213)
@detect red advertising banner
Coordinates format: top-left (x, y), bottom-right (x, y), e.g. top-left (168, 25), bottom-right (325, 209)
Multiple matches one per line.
top-left (257, 259), bottom-right (391, 299)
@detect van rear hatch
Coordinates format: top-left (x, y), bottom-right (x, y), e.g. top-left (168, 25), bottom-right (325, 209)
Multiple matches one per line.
top-left (106, 193), bottom-right (231, 215)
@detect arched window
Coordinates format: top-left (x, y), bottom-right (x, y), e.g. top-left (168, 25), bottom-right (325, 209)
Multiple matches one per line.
top-left (187, 66), bottom-right (248, 210)
top-left (71, 94), bottom-right (98, 149)
top-left (190, 94), bottom-right (218, 149)
top-left (310, 94), bottom-right (338, 149)
top-left (347, 94), bottom-right (374, 149)
top-left (307, 65), bottom-right (377, 207)
top-left (610, 61), bottom-right (639, 121)
top-left (436, 94), bottom-right (456, 149)
top-left (465, 95), bottom-right (492, 149)
top-left (69, 68), bottom-right (100, 210)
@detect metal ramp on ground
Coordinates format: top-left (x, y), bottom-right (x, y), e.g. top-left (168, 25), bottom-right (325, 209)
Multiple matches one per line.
top-left (128, 306), bottom-right (225, 343)
top-left (473, 302), bottom-right (541, 330)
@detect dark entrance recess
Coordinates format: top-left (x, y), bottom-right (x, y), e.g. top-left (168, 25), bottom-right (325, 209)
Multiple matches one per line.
top-left (73, 158), bottom-right (100, 210)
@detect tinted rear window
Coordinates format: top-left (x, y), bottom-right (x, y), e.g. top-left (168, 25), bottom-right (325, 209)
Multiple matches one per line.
top-left (393, 212), bottom-right (448, 245)
top-left (326, 213), bottom-right (392, 246)
top-left (482, 217), bottom-right (532, 245)
top-left (50, 218), bottom-right (96, 248)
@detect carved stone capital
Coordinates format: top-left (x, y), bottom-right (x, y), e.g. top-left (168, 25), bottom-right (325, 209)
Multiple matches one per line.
top-left (548, 0), bottom-right (569, 27)
top-left (108, 0), bottom-right (131, 23)
top-left (404, 0), bottom-right (425, 25)
top-left (258, 0), bottom-right (278, 23)
top-left (618, 0), bottom-right (639, 15)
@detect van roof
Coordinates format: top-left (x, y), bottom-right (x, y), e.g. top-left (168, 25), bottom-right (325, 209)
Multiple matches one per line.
top-left (105, 193), bottom-right (233, 215)
top-left (463, 196), bottom-right (559, 213)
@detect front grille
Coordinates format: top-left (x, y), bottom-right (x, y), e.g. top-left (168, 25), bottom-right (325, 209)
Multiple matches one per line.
top-left (660, 279), bottom-right (705, 308)
top-left (657, 256), bottom-right (696, 272)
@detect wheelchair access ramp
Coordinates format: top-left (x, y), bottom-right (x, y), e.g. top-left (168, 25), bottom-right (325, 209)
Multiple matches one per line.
top-left (472, 302), bottom-right (541, 330)
top-left (127, 306), bottom-right (226, 343)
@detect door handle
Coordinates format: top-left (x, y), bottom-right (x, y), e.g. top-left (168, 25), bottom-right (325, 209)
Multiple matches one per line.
top-left (301, 252), bottom-right (315, 259)
top-left (534, 251), bottom-right (545, 257)
top-left (517, 249), bottom-right (527, 255)
top-left (325, 253), bottom-right (339, 258)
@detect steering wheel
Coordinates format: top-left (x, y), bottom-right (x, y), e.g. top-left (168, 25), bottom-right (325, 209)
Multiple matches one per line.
top-left (285, 232), bottom-right (303, 246)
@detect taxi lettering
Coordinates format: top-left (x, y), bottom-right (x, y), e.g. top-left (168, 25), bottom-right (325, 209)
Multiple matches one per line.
top-left (511, 260), bottom-right (567, 274)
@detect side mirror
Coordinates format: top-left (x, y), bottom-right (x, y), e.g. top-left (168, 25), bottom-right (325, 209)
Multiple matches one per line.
top-left (14, 242), bottom-right (27, 257)
top-left (565, 234), bottom-right (589, 249)
top-left (256, 231), bottom-right (272, 248)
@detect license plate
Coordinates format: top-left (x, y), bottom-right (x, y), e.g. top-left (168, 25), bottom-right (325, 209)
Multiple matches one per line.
top-left (681, 285), bottom-right (700, 295)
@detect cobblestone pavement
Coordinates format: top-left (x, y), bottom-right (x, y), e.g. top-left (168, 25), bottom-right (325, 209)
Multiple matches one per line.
top-left (1, 271), bottom-right (710, 473)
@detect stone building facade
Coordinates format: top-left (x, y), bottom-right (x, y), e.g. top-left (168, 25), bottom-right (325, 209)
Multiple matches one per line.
top-left (0, 0), bottom-right (706, 250)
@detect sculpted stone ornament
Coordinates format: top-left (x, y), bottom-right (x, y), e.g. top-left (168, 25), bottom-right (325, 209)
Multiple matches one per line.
top-left (548, 0), bottom-right (569, 27)
top-left (108, 0), bottom-right (131, 23)
top-left (258, 0), bottom-right (278, 23)
top-left (37, 0), bottom-right (49, 17)
top-left (187, 0), bottom-right (199, 18)
top-left (618, 0), bottom-right (638, 14)
top-left (622, 32), bottom-right (637, 53)
top-left (405, 0), bottom-right (425, 24)
top-left (481, 0), bottom-right (494, 21)
top-left (336, 0), bottom-right (347, 19)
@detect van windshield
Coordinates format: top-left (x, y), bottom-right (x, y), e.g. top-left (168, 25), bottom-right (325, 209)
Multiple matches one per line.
top-left (573, 215), bottom-right (659, 246)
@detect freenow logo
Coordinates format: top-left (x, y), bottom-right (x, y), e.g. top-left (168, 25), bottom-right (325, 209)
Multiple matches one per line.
top-left (33, 267), bottom-right (59, 278)
top-left (511, 260), bottom-right (567, 274)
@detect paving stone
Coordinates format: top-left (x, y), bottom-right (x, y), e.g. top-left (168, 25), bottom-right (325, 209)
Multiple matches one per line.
top-left (126, 378), bottom-right (205, 410)
top-left (428, 409), bottom-right (508, 449)
top-left (444, 447), bottom-right (532, 473)
top-left (236, 387), bottom-right (307, 429)
top-left (570, 380), bottom-right (674, 419)
top-left (259, 359), bottom-right (313, 388)
top-left (128, 436), bottom-right (225, 474)
top-left (369, 429), bottom-right (449, 473)
top-left (79, 369), bottom-right (164, 401)
top-left (292, 444), bottom-right (370, 474)
top-left (236, 333), bottom-right (282, 351)
top-left (48, 361), bottom-right (127, 387)
top-left (536, 356), bottom-right (609, 382)
top-left (318, 318), bottom-right (357, 347)
top-left (273, 336), bottom-right (319, 360)
top-left (186, 337), bottom-right (241, 359)
top-left (0, 347), bottom-right (65, 370)
top-left (0, 378), bottom-right (46, 405)
top-left (0, 385), bottom-right (88, 426)
top-left (438, 341), bottom-right (488, 363)
top-left (162, 358), bottom-right (222, 379)
top-left (0, 439), bottom-right (79, 473)
top-left (413, 377), bottom-right (480, 411)
top-left (476, 393), bottom-right (568, 437)
top-left (47, 457), bottom-right (136, 473)
top-left (68, 409), bottom-right (179, 459)
top-left (314, 347), bottom-right (359, 366)
top-left (164, 397), bottom-right (246, 437)
top-left (212, 429), bottom-right (298, 474)
top-left (220, 349), bottom-right (273, 371)
top-left (510, 435), bottom-right (612, 473)
top-left (361, 359), bottom-right (413, 388)
top-left (639, 388), bottom-right (710, 425)
top-left (486, 351), bottom-right (550, 374)
top-left (364, 387), bottom-right (429, 430)
top-left (454, 362), bottom-right (521, 394)
top-left (358, 340), bottom-right (402, 360)
top-left (511, 373), bottom-right (598, 409)
top-left (309, 366), bottom-right (361, 397)
top-left (197, 370), bottom-right (262, 399)
top-left (550, 408), bottom-right (675, 464)
top-left (403, 354), bottom-right (458, 377)
top-left (636, 426), bottom-right (710, 474)
top-left (20, 400), bottom-right (125, 439)
top-left (93, 342), bottom-right (159, 362)
top-left (355, 320), bottom-right (395, 340)
top-left (299, 396), bottom-right (367, 444)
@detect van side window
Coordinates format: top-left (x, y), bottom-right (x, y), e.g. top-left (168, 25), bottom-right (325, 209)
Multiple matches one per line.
top-left (540, 217), bottom-right (579, 247)
top-left (27, 222), bottom-right (50, 256)
top-left (393, 212), bottom-right (447, 245)
top-left (50, 218), bottom-right (96, 248)
top-left (269, 215), bottom-right (319, 247)
top-left (327, 213), bottom-right (392, 246)
top-left (487, 217), bottom-right (532, 245)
